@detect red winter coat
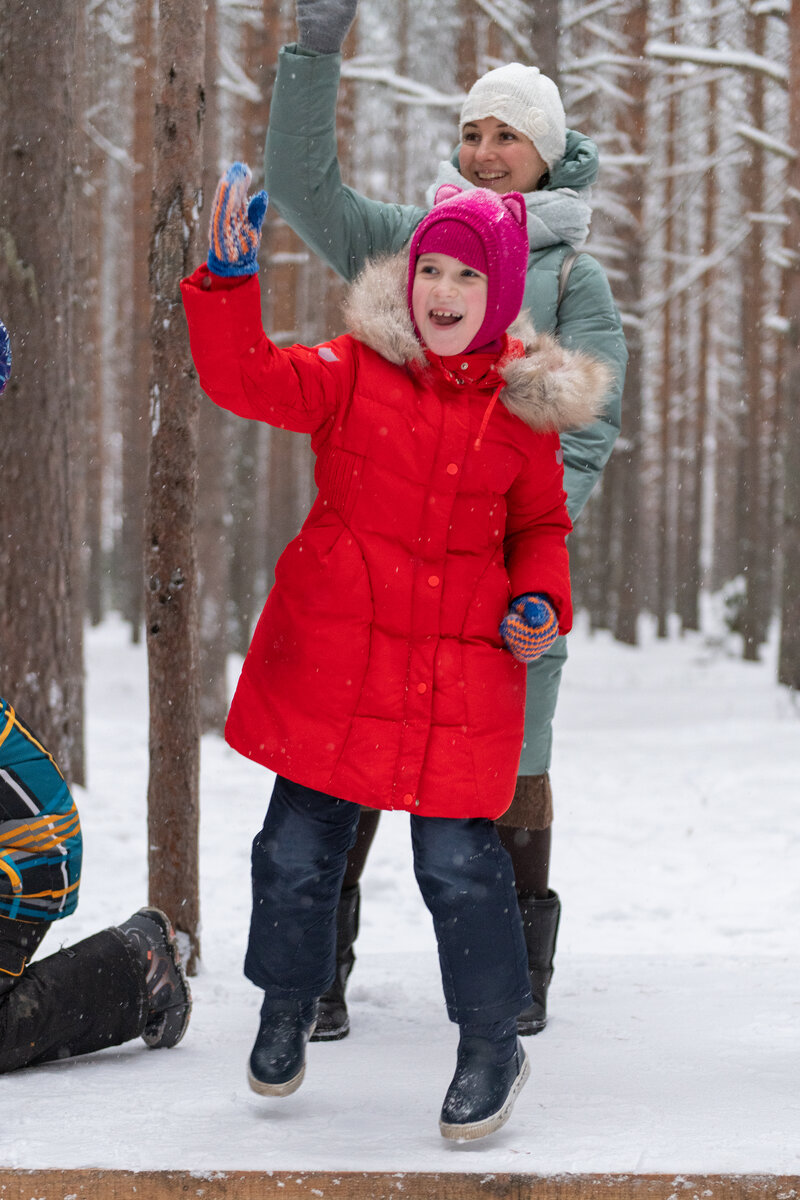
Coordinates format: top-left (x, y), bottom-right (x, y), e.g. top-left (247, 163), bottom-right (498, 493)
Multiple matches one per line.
top-left (181, 254), bottom-right (609, 819)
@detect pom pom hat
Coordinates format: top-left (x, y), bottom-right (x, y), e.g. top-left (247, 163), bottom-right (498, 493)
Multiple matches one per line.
top-left (460, 62), bottom-right (567, 169)
top-left (408, 184), bottom-right (529, 353)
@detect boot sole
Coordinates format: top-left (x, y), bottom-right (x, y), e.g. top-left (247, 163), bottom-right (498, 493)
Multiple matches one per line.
top-left (247, 1020), bottom-right (317, 1097)
top-left (517, 1014), bottom-right (547, 1036)
top-left (439, 1049), bottom-right (530, 1141)
top-left (248, 1060), bottom-right (306, 1097)
top-left (309, 1016), bottom-right (350, 1042)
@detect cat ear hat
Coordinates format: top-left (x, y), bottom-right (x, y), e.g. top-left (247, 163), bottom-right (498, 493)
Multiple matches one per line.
top-left (407, 184), bottom-right (529, 352)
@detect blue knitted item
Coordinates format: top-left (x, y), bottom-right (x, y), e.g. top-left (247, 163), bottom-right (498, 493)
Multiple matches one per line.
top-left (0, 320), bottom-right (11, 394)
top-left (207, 162), bottom-right (268, 277)
top-left (499, 594), bottom-right (559, 663)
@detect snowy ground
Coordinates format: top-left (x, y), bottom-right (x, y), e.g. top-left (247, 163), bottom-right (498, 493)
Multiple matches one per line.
top-left (6, 614), bottom-right (800, 1174)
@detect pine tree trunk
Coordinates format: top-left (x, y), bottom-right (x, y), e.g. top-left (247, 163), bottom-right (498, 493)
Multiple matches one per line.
top-left (124, 0), bottom-right (156, 645)
top-left (778, 0), bottom-right (800, 690)
top-left (737, 10), bottom-right (770, 661)
top-left (610, 0), bottom-right (647, 646)
top-left (0, 0), bottom-right (84, 782)
top-left (655, 6), bottom-right (679, 640)
top-left (196, 0), bottom-right (231, 735)
top-left (520, 0), bottom-right (559, 84)
top-left (145, 0), bottom-right (205, 973)
top-left (74, 3), bottom-right (106, 632)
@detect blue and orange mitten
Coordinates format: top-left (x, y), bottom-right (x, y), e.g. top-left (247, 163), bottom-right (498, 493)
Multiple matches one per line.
top-left (0, 320), bottom-right (11, 394)
top-left (500, 593), bottom-right (559, 663)
top-left (207, 162), bottom-right (268, 277)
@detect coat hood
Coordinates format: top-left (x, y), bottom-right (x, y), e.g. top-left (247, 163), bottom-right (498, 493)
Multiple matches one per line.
top-left (342, 253), bottom-right (612, 436)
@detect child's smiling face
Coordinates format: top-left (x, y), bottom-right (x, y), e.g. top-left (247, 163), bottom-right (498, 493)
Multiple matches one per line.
top-left (411, 253), bottom-right (489, 356)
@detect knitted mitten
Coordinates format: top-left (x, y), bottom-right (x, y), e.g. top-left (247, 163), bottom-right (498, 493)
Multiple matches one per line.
top-left (0, 320), bottom-right (11, 395)
top-left (500, 594), bottom-right (559, 663)
top-left (296, 0), bottom-right (358, 54)
top-left (207, 162), bottom-right (268, 277)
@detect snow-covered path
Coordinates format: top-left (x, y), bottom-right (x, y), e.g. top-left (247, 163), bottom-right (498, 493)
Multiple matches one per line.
top-left (5, 617), bottom-right (799, 1173)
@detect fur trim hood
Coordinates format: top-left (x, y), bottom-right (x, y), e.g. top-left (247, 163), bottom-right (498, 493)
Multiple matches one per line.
top-left (342, 253), bottom-right (612, 434)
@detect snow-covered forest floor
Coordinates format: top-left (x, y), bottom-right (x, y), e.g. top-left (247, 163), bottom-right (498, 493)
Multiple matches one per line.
top-left (6, 613), bottom-right (799, 1174)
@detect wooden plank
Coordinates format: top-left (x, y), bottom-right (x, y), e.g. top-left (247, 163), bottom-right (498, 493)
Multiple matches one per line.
top-left (0, 1172), bottom-right (798, 1200)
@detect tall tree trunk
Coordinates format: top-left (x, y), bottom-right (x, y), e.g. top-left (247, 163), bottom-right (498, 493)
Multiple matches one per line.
top-left (74, 2), bottom-right (106, 631)
top-left (520, 0), bottom-right (559, 84)
top-left (737, 10), bottom-right (770, 661)
top-left (125, 0), bottom-right (157, 645)
top-left (655, 5), bottom-right (679, 640)
top-left (0, 0), bottom-right (84, 783)
top-left (145, 0), bottom-right (205, 973)
top-left (610, 0), bottom-right (647, 646)
top-left (778, 0), bottom-right (800, 690)
top-left (196, 0), bottom-right (230, 734)
top-left (692, 24), bottom-right (718, 624)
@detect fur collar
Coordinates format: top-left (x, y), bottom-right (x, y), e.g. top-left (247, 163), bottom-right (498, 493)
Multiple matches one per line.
top-left (342, 253), bottom-right (612, 434)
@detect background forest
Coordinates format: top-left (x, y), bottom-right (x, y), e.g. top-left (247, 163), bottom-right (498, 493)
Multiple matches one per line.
top-left (1, 1), bottom-right (799, 961)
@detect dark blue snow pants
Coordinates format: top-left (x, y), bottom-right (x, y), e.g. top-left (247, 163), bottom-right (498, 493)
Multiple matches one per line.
top-left (244, 775), bottom-right (532, 1027)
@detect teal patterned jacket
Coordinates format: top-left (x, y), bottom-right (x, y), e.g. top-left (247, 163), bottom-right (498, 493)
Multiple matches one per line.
top-left (0, 698), bottom-right (82, 925)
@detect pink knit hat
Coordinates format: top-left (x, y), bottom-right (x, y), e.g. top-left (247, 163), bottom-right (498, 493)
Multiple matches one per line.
top-left (408, 184), bottom-right (529, 352)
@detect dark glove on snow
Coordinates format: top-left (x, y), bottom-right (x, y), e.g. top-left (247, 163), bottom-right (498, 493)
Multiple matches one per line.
top-left (500, 594), bottom-right (559, 663)
top-left (207, 162), bottom-right (268, 278)
top-left (296, 0), bottom-right (358, 54)
top-left (0, 320), bottom-right (11, 394)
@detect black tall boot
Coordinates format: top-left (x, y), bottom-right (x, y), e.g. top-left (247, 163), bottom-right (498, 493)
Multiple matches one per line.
top-left (310, 883), bottom-right (360, 1042)
top-left (516, 890), bottom-right (561, 1036)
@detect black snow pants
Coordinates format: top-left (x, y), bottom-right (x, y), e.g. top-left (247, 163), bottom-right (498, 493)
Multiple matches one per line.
top-left (0, 917), bottom-right (147, 1073)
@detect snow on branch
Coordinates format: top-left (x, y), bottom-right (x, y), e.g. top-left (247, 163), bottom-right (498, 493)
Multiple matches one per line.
top-left (470, 0), bottom-right (536, 58)
top-left (563, 0), bottom-right (621, 29)
top-left (341, 60), bottom-right (464, 109)
top-left (565, 52), bottom-right (645, 73)
top-left (646, 41), bottom-right (789, 86)
top-left (736, 124), bottom-right (797, 161)
top-left (752, 0), bottom-right (790, 15)
top-left (643, 221), bottom-right (752, 313)
top-left (83, 116), bottom-right (139, 174)
top-left (217, 46), bottom-right (262, 103)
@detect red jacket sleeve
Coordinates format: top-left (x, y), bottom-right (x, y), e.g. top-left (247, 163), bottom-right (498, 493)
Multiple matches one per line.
top-left (180, 263), bottom-right (355, 435)
top-left (503, 434), bottom-right (573, 634)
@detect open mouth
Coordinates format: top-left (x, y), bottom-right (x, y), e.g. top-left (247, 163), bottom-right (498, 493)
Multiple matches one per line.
top-left (476, 171), bottom-right (506, 182)
top-left (430, 310), bottom-right (463, 328)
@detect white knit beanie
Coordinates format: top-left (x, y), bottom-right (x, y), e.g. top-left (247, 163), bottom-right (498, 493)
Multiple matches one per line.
top-left (460, 63), bottom-right (567, 169)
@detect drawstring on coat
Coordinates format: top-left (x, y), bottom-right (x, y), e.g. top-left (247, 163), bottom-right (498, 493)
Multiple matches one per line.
top-left (474, 383), bottom-right (504, 451)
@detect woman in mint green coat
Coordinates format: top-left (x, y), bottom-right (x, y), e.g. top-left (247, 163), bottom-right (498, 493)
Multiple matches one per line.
top-left (263, 0), bottom-right (628, 1041)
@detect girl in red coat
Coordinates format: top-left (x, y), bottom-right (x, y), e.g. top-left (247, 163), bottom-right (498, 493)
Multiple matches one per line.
top-left (181, 165), bottom-right (609, 1140)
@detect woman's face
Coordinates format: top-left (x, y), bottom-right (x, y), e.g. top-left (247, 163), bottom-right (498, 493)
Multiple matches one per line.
top-left (411, 253), bottom-right (488, 356)
top-left (458, 116), bottom-right (547, 194)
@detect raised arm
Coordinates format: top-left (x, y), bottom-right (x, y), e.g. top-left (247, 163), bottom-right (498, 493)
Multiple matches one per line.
top-left (265, 37), bottom-right (427, 281)
top-left (181, 163), bottom-right (355, 433)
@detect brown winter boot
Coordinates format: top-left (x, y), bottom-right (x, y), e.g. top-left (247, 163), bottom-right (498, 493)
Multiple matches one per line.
top-left (516, 890), bottom-right (561, 1035)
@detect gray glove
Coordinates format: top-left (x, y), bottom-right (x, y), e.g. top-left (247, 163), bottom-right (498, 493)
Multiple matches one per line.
top-left (296, 0), bottom-right (358, 54)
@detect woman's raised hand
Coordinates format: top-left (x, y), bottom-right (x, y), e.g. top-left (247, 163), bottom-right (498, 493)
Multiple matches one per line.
top-left (296, 0), bottom-right (358, 54)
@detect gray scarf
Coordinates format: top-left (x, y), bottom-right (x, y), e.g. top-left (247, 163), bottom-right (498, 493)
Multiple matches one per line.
top-left (426, 160), bottom-right (592, 251)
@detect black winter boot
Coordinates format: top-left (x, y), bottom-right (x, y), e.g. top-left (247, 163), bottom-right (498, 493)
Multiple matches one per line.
top-left (439, 1029), bottom-right (530, 1141)
top-left (516, 890), bottom-right (561, 1036)
top-left (310, 883), bottom-right (360, 1042)
top-left (248, 996), bottom-right (318, 1096)
top-left (117, 908), bottom-right (192, 1049)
